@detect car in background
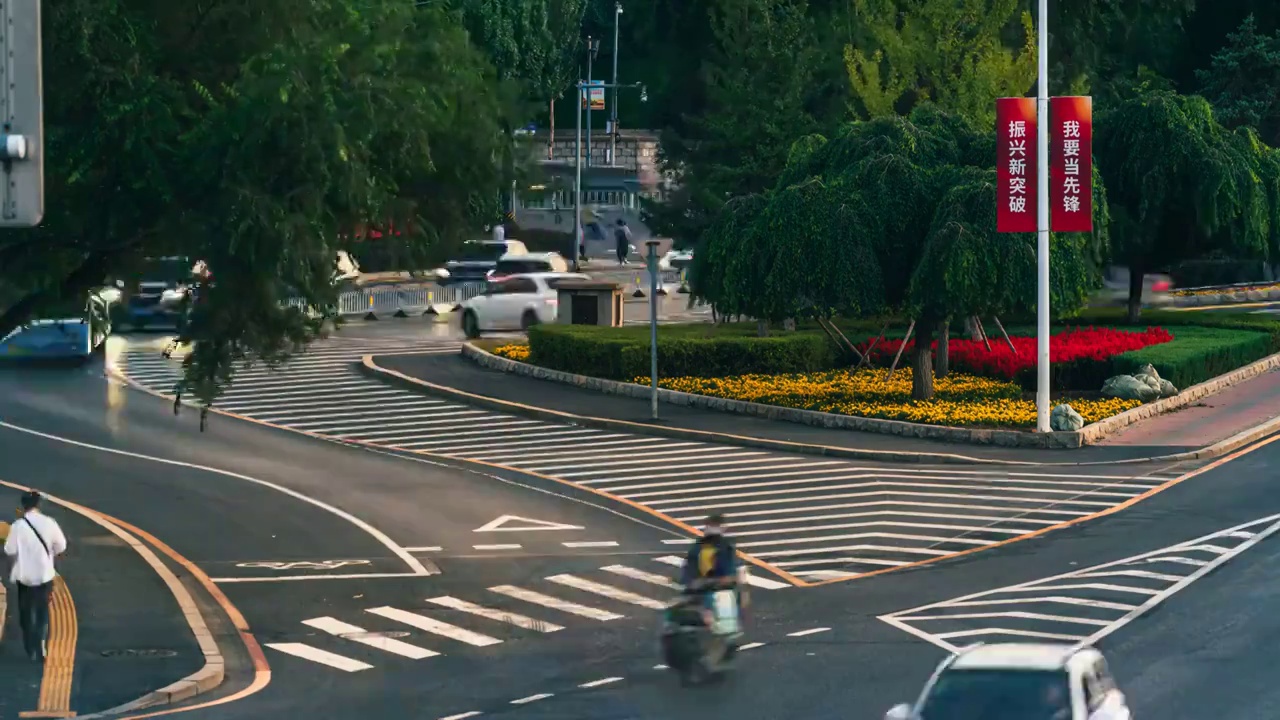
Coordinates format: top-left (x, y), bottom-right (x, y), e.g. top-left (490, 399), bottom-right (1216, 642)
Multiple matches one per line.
top-left (884, 643), bottom-right (1131, 720)
top-left (433, 239), bottom-right (530, 285)
top-left (486, 252), bottom-right (570, 281)
top-left (459, 272), bottom-right (588, 338)
top-left (659, 248), bottom-right (694, 273)
top-left (109, 256), bottom-right (200, 331)
top-left (1094, 266), bottom-right (1173, 308)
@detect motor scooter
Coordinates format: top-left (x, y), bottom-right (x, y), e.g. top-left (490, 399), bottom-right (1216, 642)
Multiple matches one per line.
top-left (660, 568), bottom-right (749, 685)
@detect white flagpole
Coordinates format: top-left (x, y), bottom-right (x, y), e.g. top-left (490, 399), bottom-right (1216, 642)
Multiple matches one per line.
top-left (1036, 0), bottom-right (1051, 433)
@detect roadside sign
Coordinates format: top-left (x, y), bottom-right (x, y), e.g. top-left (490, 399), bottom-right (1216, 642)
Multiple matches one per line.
top-left (0, 0), bottom-right (43, 227)
top-left (582, 80), bottom-right (605, 111)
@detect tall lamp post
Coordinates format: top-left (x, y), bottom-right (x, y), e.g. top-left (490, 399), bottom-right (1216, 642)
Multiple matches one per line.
top-left (609, 2), bottom-right (622, 166)
top-left (1035, 0), bottom-right (1050, 433)
top-left (585, 37), bottom-right (600, 168)
top-left (574, 80), bottom-right (646, 272)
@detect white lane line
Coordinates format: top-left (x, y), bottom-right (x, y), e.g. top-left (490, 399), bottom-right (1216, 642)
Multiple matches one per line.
top-left (302, 617), bottom-right (439, 659)
top-left (563, 541), bottom-right (619, 548)
top-left (1073, 569), bottom-right (1185, 582)
top-left (569, 459), bottom-right (834, 482)
top-left (1136, 556), bottom-right (1208, 567)
top-left (739, 642), bottom-right (766, 651)
top-left (369, 422), bottom-right (547, 444)
top-left (397, 429), bottom-right (605, 449)
top-left (318, 412), bottom-right (492, 434)
top-left (217, 382), bottom-right (374, 399)
top-left (1008, 582), bottom-right (1159, 596)
top-left (524, 449), bottom-right (769, 473)
top-left (940, 596), bottom-right (1138, 611)
top-left (651, 556), bottom-right (790, 589)
top-left (473, 544), bottom-right (522, 550)
top-left (663, 490), bottom-right (1117, 514)
top-left (425, 596), bottom-right (564, 632)
top-left (601, 565), bottom-right (682, 590)
top-left (662, 539), bottom-right (692, 545)
top-left (678, 500), bottom-right (1091, 522)
top-left (739, 531), bottom-right (992, 550)
top-left (899, 611), bottom-right (1110, 626)
top-left (510, 693), bottom-right (553, 705)
top-left (754, 544), bottom-right (953, 559)
top-left (1180, 543), bottom-right (1230, 555)
top-left (787, 627), bottom-right (830, 637)
top-left (406, 546), bottom-right (443, 552)
top-left (791, 569), bottom-right (864, 578)
top-left (0, 420), bottom-right (431, 576)
top-left (639, 479), bottom-right (1138, 506)
top-left (265, 642), bottom-right (373, 672)
top-left (726, 509), bottom-right (1060, 530)
top-left (439, 713), bottom-right (482, 720)
top-left (1227, 531), bottom-right (1256, 539)
top-left (603, 465), bottom-right (870, 493)
top-left (783, 558), bottom-right (905, 568)
top-left (488, 585), bottom-right (624, 621)
top-left (579, 677), bottom-right (623, 688)
top-left (211, 572), bottom-right (426, 583)
top-left (469, 438), bottom-right (682, 462)
top-left (617, 472), bottom-right (1155, 499)
top-left (937, 628), bottom-right (1085, 642)
top-left (545, 574), bottom-right (666, 609)
top-left (732, 519), bottom-right (1037, 538)
top-left (366, 607), bottom-right (503, 647)
top-left (216, 391), bottom-right (409, 412)
top-left (257, 402), bottom-right (448, 422)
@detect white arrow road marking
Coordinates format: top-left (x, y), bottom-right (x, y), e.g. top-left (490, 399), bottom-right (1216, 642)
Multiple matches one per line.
top-left (473, 515), bottom-right (585, 532)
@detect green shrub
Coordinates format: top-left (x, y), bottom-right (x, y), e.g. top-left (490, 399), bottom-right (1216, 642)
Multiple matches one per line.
top-left (527, 323), bottom-right (836, 380)
top-left (1110, 326), bottom-right (1272, 389)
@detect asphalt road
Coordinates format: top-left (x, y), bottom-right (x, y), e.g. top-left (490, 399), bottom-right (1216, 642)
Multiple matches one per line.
top-left (4, 336), bottom-right (1280, 719)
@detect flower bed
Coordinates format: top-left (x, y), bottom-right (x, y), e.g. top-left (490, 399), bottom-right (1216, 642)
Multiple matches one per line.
top-left (856, 326), bottom-right (1174, 385)
top-left (1171, 282), bottom-right (1280, 297)
top-left (493, 343), bottom-right (530, 362)
top-left (642, 368), bottom-right (1142, 429)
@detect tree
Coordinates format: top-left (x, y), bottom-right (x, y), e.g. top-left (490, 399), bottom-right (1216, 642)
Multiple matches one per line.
top-left (843, 0), bottom-right (1036, 123)
top-left (0, 0), bottom-right (512, 405)
top-left (1047, 0), bottom-right (1195, 98)
top-left (1096, 91), bottom-right (1278, 321)
top-left (453, 0), bottom-right (588, 105)
top-left (1198, 15), bottom-right (1280, 147)
top-left (646, 0), bottom-right (821, 247)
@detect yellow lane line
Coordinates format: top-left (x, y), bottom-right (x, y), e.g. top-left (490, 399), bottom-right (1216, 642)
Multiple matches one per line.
top-left (20, 575), bottom-right (78, 718)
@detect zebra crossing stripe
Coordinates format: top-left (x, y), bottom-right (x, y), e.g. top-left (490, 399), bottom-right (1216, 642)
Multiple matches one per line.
top-left (302, 617), bottom-right (439, 659)
top-left (600, 565), bottom-right (682, 590)
top-left (652, 555), bottom-right (792, 590)
top-left (545, 574), bottom-right (667, 609)
top-left (425, 596), bottom-right (564, 632)
top-left (366, 607), bottom-right (504, 646)
top-left (488, 585), bottom-right (624, 621)
top-left (265, 642), bottom-right (374, 672)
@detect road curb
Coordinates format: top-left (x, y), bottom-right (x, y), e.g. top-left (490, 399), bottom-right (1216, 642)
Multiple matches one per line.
top-left (360, 349), bottom-right (1280, 467)
top-left (0, 481), bottom-right (227, 717)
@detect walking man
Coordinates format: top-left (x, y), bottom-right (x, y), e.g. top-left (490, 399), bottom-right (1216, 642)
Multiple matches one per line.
top-left (4, 491), bottom-right (67, 662)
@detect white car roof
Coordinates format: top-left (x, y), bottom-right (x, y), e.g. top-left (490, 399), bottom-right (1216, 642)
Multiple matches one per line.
top-left (949, 643), bottom-right (1097, 672)
top-left (497, 252), bottom-right (563, 262)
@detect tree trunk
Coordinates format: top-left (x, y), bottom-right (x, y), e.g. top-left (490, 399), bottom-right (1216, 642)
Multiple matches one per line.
top-left (1127, 267), bottom-right (1144, 323)
top-left (964, 315), bottom-right (981, 341)
top-left (911, 322), bottom-right (936, 400)
top-left (756, 319), bottom-right (769, 337)
top-left (936, 320), bottom-right (950, 379)
top-left (783, 318), bottom-right (796, 331)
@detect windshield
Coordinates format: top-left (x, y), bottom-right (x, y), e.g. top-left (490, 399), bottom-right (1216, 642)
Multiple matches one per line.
top-left (493, 259), bottom-right (549, 275)
top-left (919, 669), bottom-right (1073, 720)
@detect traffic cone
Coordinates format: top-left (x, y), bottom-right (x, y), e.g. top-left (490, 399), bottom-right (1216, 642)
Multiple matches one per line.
top-left (632, 275), bottom-right (646, 299)
top-left (678, 270), bottom-right (690, 294)
top-left (364, 294), bottom-right (378, 320)
top-left (423, 291), bottom-right (439, 316)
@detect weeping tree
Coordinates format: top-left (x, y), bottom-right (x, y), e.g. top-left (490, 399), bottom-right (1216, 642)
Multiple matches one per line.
top-left (688, 193), bottom-right (769, 320)
top-left (1096, 91), bottom-right (1276, 321)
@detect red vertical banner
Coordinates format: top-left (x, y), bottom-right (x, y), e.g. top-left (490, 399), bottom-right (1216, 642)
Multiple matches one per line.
top-left (1050, 96), bottom-right (1093, 232)
top-left (996, 97), bottom-right (1037, 233)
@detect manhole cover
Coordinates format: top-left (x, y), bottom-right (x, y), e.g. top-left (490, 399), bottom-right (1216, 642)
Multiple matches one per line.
top-left (100, 649), bottom-right (179, 659)
top-left (341, 631), bottom-right (411, 640)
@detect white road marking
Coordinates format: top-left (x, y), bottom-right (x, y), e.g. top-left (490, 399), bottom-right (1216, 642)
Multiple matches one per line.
top-left (579, 677), bottom-right (623, 688)
top-left (474, 515), bottom-right (584, 532)
top-left (366, 607), bottom-right (504, 646)
top-left (0, 420), bottom-right (432, 576)
top-left (545, 574), bottom-right (666, 609)
top-left (265, 642), bottom-right (373, 672)
top-left (302, 617), bottom-right (439, 659)
top-left (405, 546), bottom-right (444, 552)
top-left (488, 585), bottom-right (624, 621)
top-left (787, 627), bottom-right (830, 637)
top-left (425, 596), bottom-right (564, 632)
top-left (510, 693), bottom-right (553, 705)
top-left (438, 713), bottom-right (482, 720)
top-left (563, 541), bottom-right (619, 548)
top-left (211, 572), bottom-right (425, 583)
top-left (651, 555), bottom-right (791, 589)
top-left (472, 544), bottom-right (522, 550)
top-left (601, 565), bottom-right (682, 590)
top-left (739, 642), bottom-right (766, 651)
top-left (524, 449), bottom-right (768, 473)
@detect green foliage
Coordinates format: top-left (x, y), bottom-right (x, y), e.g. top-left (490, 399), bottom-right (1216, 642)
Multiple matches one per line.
top-left (526, 323), bottom-right (835, 380)
top-left (843, 0), bottom-right (1036, 124)
top-left (0, 0), bottom-right (512, 405)
top-left (1111, 326), bottom-right (1273, 389)
top-left (453, 0), bottom-right (588, 104)
top-left (1048, 0), bottom-right (1195, 101)
top-left (1096, 91), bottom-right (1279, 318)
top-left (688, 193), bottom-right (769, 316)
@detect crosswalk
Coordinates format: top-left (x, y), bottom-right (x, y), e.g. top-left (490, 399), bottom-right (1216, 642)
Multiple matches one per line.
top-left (879, 513), bottom-right (1280, 653)
top-left (263, 556), bottom-right (722, 673)
top-left (113, 336), bottom-right (1200, 584)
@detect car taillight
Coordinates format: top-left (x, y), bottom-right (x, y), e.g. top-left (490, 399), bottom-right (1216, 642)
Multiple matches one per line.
top-left (1152, 281), bottom-right (1170, 292)
top-left (546, 298), bottom-right (558, 306)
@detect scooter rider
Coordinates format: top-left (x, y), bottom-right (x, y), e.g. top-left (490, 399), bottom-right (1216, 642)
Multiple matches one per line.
top-left (680, 513), bottom-right (738, 602)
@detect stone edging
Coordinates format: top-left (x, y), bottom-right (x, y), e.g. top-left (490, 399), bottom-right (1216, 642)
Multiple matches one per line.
top-left (462, 343), bottom-right (1280, 451)
top-left (1169, 286), bottom-right (1280, 306)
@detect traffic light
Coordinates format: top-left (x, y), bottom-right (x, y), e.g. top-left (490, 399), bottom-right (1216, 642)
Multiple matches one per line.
top-left (0, 0), bottom-right (43, 227)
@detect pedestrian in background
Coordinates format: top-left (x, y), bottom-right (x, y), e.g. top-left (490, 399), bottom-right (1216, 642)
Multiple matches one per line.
top-left (3, 491), bottom-right (67, 662)
top-left (614, 218), bottom-right (632, 266)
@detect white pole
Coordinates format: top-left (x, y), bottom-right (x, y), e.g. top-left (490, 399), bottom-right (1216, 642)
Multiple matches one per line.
top-left (1035, 0), bottom-right (1051, 433)
top-left (574, 80), bottom-right (583, 271)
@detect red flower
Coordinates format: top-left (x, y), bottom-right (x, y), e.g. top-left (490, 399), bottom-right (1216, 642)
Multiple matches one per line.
top-left (857, 326), bottom-right (1173, 380)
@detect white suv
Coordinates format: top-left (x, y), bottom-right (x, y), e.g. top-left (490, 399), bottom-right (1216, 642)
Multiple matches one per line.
top-left (885, 643), bottom-right (1132, 720)
top-left (460, 272), bottom-right (588, 337)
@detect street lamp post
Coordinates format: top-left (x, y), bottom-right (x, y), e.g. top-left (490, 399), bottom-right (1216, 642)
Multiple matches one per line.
top-left (609, 3), bottom-right (622, 166)
top-left (1035, 0), bottom-right (1050, 433)
top-left (573, 80), bottom-right (646, 272)
top-left (586, 38), bottom-right (599, 168)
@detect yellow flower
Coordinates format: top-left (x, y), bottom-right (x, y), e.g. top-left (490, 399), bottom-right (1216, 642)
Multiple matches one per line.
top-left (635, 368), bottom-right (1141, 429)
top-left (493, 344), bottom-right (530, 362)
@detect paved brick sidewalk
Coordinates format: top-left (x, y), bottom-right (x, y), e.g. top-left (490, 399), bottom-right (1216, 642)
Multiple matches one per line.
top-left (371, 353), bottom-right (1274, 463)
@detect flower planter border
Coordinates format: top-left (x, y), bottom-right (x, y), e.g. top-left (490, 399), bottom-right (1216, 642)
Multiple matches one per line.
top-left (464, 343), bottom-right (1280, 450)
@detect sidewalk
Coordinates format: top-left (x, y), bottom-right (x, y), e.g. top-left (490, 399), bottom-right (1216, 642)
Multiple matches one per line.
top-left (369, 353), bottom-right (1278, 464)
top-left (0, 506), bottom-right (202, 717)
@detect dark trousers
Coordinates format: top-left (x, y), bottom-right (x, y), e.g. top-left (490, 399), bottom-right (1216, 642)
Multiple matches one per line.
top-left (16, 581), bottom-right (52, 658)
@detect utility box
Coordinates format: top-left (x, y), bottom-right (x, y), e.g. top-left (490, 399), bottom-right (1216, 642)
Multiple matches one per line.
top-left (555, 279), bottom-right (624, 327)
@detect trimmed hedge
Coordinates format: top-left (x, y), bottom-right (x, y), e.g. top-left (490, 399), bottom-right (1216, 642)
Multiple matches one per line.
top-left (1109, 326), bottom-right (1272, 389)
top-left (526, 323), bottom-right (835, 380)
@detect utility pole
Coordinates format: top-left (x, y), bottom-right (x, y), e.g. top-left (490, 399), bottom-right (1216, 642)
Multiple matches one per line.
top-left (1035, 0), bottom-right (1051, 433)
top-left (0, 0), bottom-right (44, 228)
top-left (585, 37), bottom-right (599, 168)
top-left (609, 3), bottom-right (622, 166)
top-left (574, 81), bottom-right (647, 273)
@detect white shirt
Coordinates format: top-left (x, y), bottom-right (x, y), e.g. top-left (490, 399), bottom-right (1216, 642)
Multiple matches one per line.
top-left (492, 224), bottom-right (505, 244)
top-left (4, 510), bottom-right (66, 586)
